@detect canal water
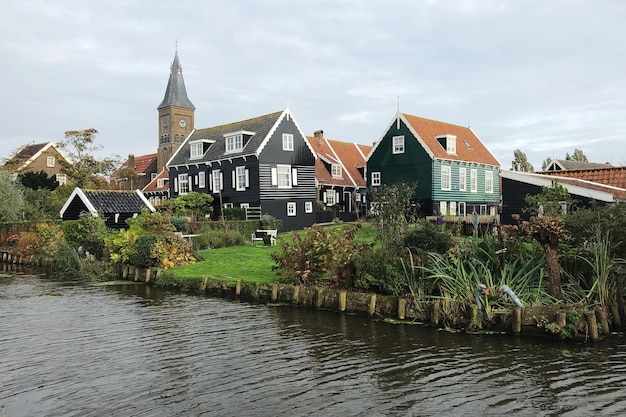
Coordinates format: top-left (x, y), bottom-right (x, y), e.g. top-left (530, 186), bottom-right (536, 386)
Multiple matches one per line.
top-left (1, 272), bottom-right (626, 417)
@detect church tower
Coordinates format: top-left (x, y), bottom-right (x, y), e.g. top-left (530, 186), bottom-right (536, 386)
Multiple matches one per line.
top-left (157, 52), bottom-right (195, 171)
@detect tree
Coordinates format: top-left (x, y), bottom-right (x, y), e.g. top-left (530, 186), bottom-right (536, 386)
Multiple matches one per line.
top-left (18, 170), bottom-right (59, 191)
top-left (58, 128), bottom-right (120, 189)
top-left (511, 149), bottom-right (534, 172)
top-left (368, 182), bottom-right (418, 251)
top-left (0, 170), bottom-right (25, 222)
top-left (541, 157), bottom-right (553, 171)
top-left (168, 192), bottom-right (214, 220)
top-left (522, 183), bottom-right (571, 299)
top-left (571, 148), bottom-right (589, 162)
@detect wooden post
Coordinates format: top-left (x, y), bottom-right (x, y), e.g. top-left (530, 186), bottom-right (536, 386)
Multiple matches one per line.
top-left (369, 294), bottom-right (377, 316)
top-left (293, 285), bottom-right (300, 304)
top-left (512, 307), bottom-right (522, 336)
top-left (235, 279), bottom-right (242, 296)
top-left (596, 307), bottom-right (609, 334)
top-left (470, 305), bottom-right (479, 328)
top-left (122, 265), bottom-right (128, 279)
top-left (339, 291), bottom-right (347, 312)
top-left (145, 268), bottom-right (151, 283)
top-left (610, 304), bottom-right (622, 329)
top-left (316, 288), bottom-right (324, 308)
top-left (271, 282), bottom-right (278, 301)
top-left (556, 311), bottom-right (567, 328)
top-left (398, 298), bottom-right (406, 320)
top-left (201, 277), bottom-right (208, 292)
top-left (431, 300), bottom-right (440, 325)
top-left (616, 275), bottom-right (626, 326)
top-left (253, 282), bottom-right (260, 298)
top-left (585, 311), bottom-right (599, 341)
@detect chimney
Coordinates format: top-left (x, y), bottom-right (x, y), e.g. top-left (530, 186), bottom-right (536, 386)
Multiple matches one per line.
top-left (314, 130), bottom-right (324, 143)
top-left (128, 154), bottom-right (135, 170)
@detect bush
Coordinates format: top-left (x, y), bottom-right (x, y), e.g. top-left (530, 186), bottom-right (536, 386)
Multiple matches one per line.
top-left (224, 207), bottom-right (246, 220)
top-left (354, 248), bottom-right (407, 295)
top-left (403, 220), bottom-right (452, 255)
top-left (135, 235), bottom-right (162, 268)
top-left (197, 229), bottom-right (246, 249)
top-left (171, 215), bottom-right (191, 234)
top-left (260, 214), bottom-right (282, 231)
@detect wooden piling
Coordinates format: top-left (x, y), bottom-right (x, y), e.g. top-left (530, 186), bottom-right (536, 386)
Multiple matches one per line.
top-left (339, 291), bottom-right (347, 312)
top-left (470, 305), bottom-right (479, 328)
top-left (512, 307), bottom-right (522, 336)
top-left (609, 304), bottom-right (622, 329)
top-left (398, 298), bottom-right (406, 320)
top-left (585, 311), bottom-right (599, 341)
top-left (122, 265), bottom-right (128, 279)
top-left (271, 282), bottom-right (278, 301)
top-left (145, 268), bottom-right (151, 283)
top-left (293, 285), bottom-right (300, 304)
top-left (316, 288), bottom-right (324, 308)
top-left (253, 282), bottom-right (260, 298)
top-left (200, 277), bottom-right (208, 292)
top-left (368, 294), bottom-right (377, 316)
top-left (596, 307), bottom-right (609, 334)
top-left (556, 311), bottom-right (567, 328)
top-left (431, 300), bottom-right (440, 325)
top-left (235, 279), bottom-right (242, 296)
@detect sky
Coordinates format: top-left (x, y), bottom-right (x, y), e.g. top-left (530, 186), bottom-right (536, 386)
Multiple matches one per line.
top-left (2, 0), bottom-right (625, 171)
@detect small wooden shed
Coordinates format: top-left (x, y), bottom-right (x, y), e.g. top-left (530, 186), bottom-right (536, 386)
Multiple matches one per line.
top-left (60, 188), bottom-right (156, 229)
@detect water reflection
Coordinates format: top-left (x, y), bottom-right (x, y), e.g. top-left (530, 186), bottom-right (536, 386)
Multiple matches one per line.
top-left (1, 274), bottom-right (625, 417)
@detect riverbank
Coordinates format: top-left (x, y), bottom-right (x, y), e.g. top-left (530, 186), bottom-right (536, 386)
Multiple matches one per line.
top-left (116, 263), bottom-right (615, 342)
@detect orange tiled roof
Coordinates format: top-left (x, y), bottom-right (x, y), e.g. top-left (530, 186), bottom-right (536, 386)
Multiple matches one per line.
top-left (327, 139), bottom-right (371, 188)
top-left (307, 135), bottom-right (371, 188)
top-left (114, 153), bottom-right (157, 175)
top-left (402, 113), bottom-right (500, 166)
top-left (540, 166), bottom-right (626, 189)
top-left (143, 169), bottom-right (169, 192)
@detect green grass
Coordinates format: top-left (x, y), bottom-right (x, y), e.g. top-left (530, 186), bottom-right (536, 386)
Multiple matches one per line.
top-left (170, 223), bottom-right (377, 284)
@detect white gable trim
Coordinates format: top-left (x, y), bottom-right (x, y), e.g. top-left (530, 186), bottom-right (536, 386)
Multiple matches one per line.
top-left (366, 112), bottom-right (435, 162)
top-left (135, 189), bottom-right (156, 212)
top-left (59, 187), bottom-right (99, 218)
top-left (325, 139), bottom-right (357, 187)
top-left (255, 108), bottom-right (317, 159)
top-left (165, 128), bottom-right (196, 168)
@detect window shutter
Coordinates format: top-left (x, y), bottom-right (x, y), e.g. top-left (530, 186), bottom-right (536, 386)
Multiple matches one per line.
top-left (189, 177), bottom-right (193, 192)
top-left (271, 167), bottom-right (277, 185)
top-left (245, 169), bottom-right (249, 187)
top-left (292, 168), bottom-right (298, 186)
top-left (335, 190), bottom-right (339, 202)
top-left (232, 170), bottom-right (236, 189)
top-left (194, 175), bottom-right (198, 185)
top-left (220, 172), bottom-right (224, 190)
top-left (174, 178), bottom-right (178, 192)
top-left (208, 173), bottom-right (213, 192)
top-left (323, 191), bottom-right (327, 203)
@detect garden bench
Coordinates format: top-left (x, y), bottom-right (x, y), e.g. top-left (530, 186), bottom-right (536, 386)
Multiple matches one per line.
top-left (251, 229), bottom-right (277, 246)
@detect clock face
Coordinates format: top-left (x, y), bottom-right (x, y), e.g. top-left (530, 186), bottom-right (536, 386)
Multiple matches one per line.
top-left (162, 119), bottom-right (168, 128)
top-left (179, 119), bottom-right (186, 128)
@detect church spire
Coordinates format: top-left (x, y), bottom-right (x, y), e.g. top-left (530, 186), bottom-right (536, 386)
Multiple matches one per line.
top-left (157, 51), bottom-right (195, 110)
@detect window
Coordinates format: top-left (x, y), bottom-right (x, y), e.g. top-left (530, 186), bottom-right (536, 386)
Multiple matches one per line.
top-left (235, 166), bottom-right (247, 191)
top-left (198, 171), bottom-right (206, 188)
top-left (305, 201), bottom-right (313, 213)
top-left (283, 133), bottom-right (294, 151)
top-left (157, 178), bottom-right (165, 188)
top-left (287, 202), bottom-right (296, 216)
top-left (240, 203), bottom-right (250, 208)
top-left (212, 169), bottom-right (222, 191)
top-left (485, 171), bottom-right (493, 193)
top-left (178, 173), bottom-right (189, 195)
top-left (56, 174), bottom-right (66, 185)
top-left (480, 205), bottom-right (487, 215)
top-left (459, 202), bottom-right (466, 217)
top-left (225, 134), bottom-right (243, 153)
top-left (441, 166), bottom-right (451, 190)
top-left (371, 172), bottom-right (381, 186)
top-left (151, 173), bottom-right (157, 181)
top-left (459, 167), bottom-right (466, 191)
top-left (447, 136), bottom-right (456, 154)
top-left (439, 201), bottom-right (447, 216)
top-left (449, 202), bottom-right (457, 216)
top-left (470, 169), bottom-right (477, 192)
top-left (331, 164), bottom-right (342, 178)
top-left (190, 142), bottom-right (204, 159)
top-left (277, 164), bottom-right (292, 188)
top-left (325, 190), bottom-right (336, 206)
top-left (47, 156), bottom-right (55, 167)
top-left (392, 135), bottom-right (405, 154)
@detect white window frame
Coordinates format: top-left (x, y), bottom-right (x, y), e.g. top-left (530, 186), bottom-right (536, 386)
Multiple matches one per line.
top-left (47, 156), bottom-right (55, 167)
top-left (371, 172), bottom-right (381, 186)
top-left (459, 167), bottom-right (466, 191)
top-left (305, 201), bottom-right (313, 213)
top-left (190, 142), bottom-right (204, 159)
top-left (198, 171), bottom-right (206, 188)
top-left (287, 202), bottom-right (296, 216)
top-left (56, 174), bottom-right (66, 185)
top-left (325, 190), bottom-right (336, 206)
top-left (449, 201), bottom-right (457, 216)
top-left (441, 166), bottom-right (451, 191)
top-left (331, 164), bottom-right (342, 178)
top-left (485, 171), bottom-right (493, 193)
top-left (276, 164), bottom-right (292, 188)
top-left (439, 201), bottom-right (447, 216)
top-left (470, 169), bottom-right (478, 193)
top-left (178, 173), bottom-right (189, 195)
top-left (225, 134), bottom-right (244, 154)
top-left (282, 133), bottom-right (294, 151)
top-left (392, 135), bottom-right (405, 154)
top-left (157, 178), bottom-right (165, 188)
top-left (459, 202), bottom-right (466, 217)
top-left (235, 166), bottom-right (248, 191)
top-left (212, 169), bottom-right (222, 192)
top-left (447, 136), bottom-right (456, 154)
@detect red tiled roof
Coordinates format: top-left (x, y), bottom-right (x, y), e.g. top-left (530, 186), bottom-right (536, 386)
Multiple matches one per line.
top-left (327, 139), bottom-right (371, 188)
top-left (402, 114), bottom-right (500, 166)
top-left (540, 166), bottom-right (626, 189)
top-left (143, 169), bottom-right (169, 192)
top-left (307, 135), bottom-right (371, 188)
top-left (113, 153), bottom-right (157, 176)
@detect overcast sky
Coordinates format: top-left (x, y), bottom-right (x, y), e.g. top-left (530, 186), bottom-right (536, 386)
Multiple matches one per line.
top-left (2, 0), bottom-right (625, 170)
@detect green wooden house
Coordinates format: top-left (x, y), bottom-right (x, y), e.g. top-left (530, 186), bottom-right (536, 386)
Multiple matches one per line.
top-left (366, 112), bottom-right (501, 218)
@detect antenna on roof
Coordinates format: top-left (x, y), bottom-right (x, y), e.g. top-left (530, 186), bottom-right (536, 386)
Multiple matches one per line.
top-left (396, 96), bottom-right (400, 129)
top-left (468, 119), bottom-right (471, 128)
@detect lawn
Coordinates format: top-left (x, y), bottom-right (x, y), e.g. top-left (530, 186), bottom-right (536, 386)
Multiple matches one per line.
top-left (170, 222), bottom-right (377, 284)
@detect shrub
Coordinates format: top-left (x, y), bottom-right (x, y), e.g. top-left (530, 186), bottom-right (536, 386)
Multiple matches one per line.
top-left (134, 235), bottom-right (163, 268)
top-left (223, 207), bottom-right (246, 220)
top-left (171, 215), bottom-right (191, 234)
top-left (403, 220), bottom-right (452, 255)
top-left (354, 248), bottom-right (406, 295)
top-left (197, 229), bottom-right (245, 249)
top-left (260, 214), bottom-right (282, 231)
top-left (152, 237), bottom-right (195, 269)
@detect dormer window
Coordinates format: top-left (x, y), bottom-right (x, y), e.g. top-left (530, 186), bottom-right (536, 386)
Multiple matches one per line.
top-left (436, 134), bottom-right (457, 154)
top-left (392, 135), bottom-right (405, 154)
top-left (283, 134), bottom-right (294, 151)
top-left (331, 164), bottom-right (342, 178)
top-left (224, 130), bottom-right (254, 154)
top-left (189, 139), bottom-right (212, 159)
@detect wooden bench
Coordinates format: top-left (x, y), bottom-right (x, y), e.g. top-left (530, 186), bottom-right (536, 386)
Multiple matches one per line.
top-left (251, 229), bottom-right (277, 246)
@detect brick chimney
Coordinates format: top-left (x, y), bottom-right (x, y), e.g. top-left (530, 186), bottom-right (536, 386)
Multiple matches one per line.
top-left (128, 154), bottom-right (135, 170)
top-left (314, 130), bottom-right (324, 143)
